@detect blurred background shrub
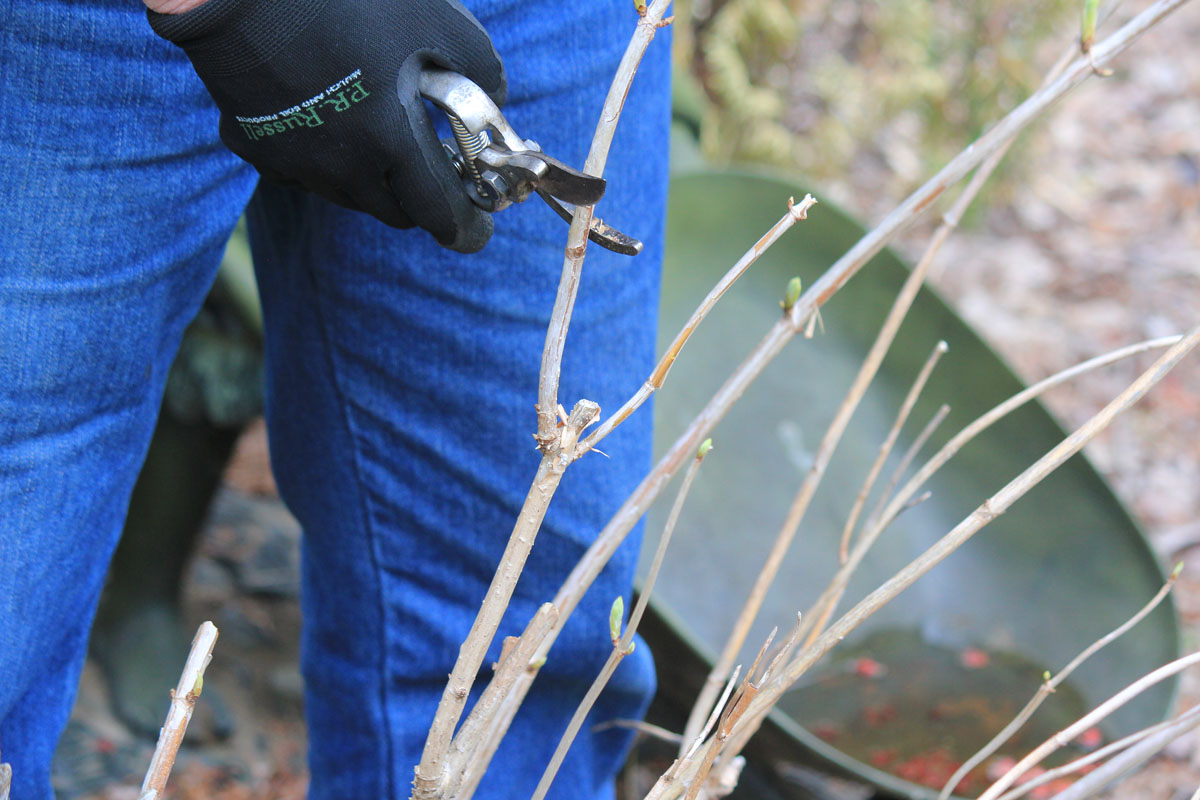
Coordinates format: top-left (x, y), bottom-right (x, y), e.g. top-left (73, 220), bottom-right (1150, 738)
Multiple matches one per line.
top-left (674, 0), bottom-right (1075, 214)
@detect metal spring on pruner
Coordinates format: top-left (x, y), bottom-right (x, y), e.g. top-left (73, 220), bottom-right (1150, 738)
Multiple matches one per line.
top-left (448, 113), bottom-right (490, 188)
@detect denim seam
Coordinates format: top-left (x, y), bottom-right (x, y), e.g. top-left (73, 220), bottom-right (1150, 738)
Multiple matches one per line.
top-left (306, 272), bottom-right (395, 798)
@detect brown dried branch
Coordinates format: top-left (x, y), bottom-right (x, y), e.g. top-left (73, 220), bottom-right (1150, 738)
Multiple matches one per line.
top-left (862, 403), bottom-right (950, 534)
top-left (592, 718), bottom-right (684, 745)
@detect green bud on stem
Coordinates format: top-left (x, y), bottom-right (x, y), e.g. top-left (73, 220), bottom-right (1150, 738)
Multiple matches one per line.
top-left (609, 596), bottom-right (624, 643)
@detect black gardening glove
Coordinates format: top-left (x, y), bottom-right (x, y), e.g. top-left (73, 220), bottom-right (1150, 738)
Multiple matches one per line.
top-left (149, 0), bottom-right (506, 253)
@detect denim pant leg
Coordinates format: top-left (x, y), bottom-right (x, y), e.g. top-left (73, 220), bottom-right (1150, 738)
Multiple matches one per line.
top-left (245, 3), bottom-right (671, 797)
top-left (0, 3), bottom-right (255, 796)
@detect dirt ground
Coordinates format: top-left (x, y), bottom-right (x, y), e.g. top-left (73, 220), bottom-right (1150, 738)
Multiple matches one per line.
top-left (51, 3), bottom-right (1199, 799)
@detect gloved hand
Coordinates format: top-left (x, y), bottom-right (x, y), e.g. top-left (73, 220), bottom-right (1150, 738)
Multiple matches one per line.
top-left (149, 0), bottom-right (506, 253)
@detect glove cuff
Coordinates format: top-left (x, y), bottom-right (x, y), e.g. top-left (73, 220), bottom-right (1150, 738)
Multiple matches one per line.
top-left (148, 0), bottom-right (330, 77)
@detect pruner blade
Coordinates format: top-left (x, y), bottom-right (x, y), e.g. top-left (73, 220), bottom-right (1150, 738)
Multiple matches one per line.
top-left (526, 153), bottom-right (606, 207)
top-left (536, 190), bottom-right (644, 257)
top-left (417, 67), bottom-right (643, 257)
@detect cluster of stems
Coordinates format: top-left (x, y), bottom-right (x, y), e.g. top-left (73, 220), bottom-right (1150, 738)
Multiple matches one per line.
top-left (398, 1), bottom-right (1199, 799)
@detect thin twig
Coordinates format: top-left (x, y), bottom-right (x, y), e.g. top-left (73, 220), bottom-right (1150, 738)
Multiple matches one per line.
top-left (687, 666), bottom-right (741, 761)
top-left (997, 704), bottom-right (1200, 800)
top-left (577, 196), bottom-right (817, 458)
top-left (531, 651), bottom-right (626, 800)
top-left (683, 665), bottom-right (758, 800)
top-left (138, 622), bottom-right (218, 800)
top-left (759, 612), bottom-right (803, 688)
top-left (939, 566), bottom-right (1182, 800)
top-left (592, 719), bottom-right (684, 744)
top-left (979, 649), bottom-right (1200, 800)
top-left (530, 441), bottom-right (711, 800)
top-left (536, 0), bottom-right (673, 442)
top-left (1046, 709), bottom-right (1200, 800)
top-left (864, 336), bottom-right (1180, 561)
top-left (647, 667), bottom-right (741, 800)
top-left (839, 341), bottom-right (948, 563)
top-left (863, 403), bottom-right (950, 533)
top-left (789, 404), bottom-right (950, 672)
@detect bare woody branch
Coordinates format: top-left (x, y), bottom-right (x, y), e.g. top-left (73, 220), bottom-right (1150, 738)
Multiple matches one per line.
top-left (862, 403), bottom-right (950, 535)
top-left (414, 402), bottom-right (597, 799)
top-left (577, 196), bottom-right (817, 459)
top-left (839, 341), bottom-right (948, 564)
top-left (939, 565), bottom-right (1183, 800)
top-left (418, 0), bottom-right (677, 792)
top-left (663, 327), bottom-right (1200, 800)
top-left (998, 704), bottom-right (1200, 800)
top-left (532, 441), bottom-right (712, 800)
top-left (979, 649), bottom-right (1200, 800)
top-left (445, 604), bottom-right (558, 799)
top-left (753, 325), bottom-right (1200, 733)
top-left (537, 0), bottom-right (674, 443)
top-left (1045, 709), bottom-right (1200, 800)
top-left (138, 621), bottom-right (218, 800)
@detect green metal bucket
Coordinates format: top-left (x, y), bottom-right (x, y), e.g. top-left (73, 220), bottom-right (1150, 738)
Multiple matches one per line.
top-left (639, 167), bottom-right (1179, 799)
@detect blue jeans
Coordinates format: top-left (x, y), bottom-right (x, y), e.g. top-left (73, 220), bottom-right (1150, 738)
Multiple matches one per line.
top-left (0, 2), bottom-right (670, 797)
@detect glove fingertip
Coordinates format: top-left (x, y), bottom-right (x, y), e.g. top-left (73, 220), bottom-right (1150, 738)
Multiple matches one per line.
top-left (442, 213), bottom-right (494, 254)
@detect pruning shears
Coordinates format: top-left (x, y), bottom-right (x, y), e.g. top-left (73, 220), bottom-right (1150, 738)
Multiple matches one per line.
top-left (417, 68), bottom-right (642, 257)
